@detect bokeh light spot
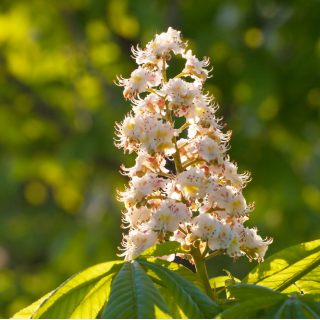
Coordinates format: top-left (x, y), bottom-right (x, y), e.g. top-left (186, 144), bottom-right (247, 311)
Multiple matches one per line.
top-left (244, 28), bottom-right (264, 48)
top-left (21, 119), bottom-right (43, 139)
top-left (264, 208), bottom-right (283, 228)
top-left (302, 185), bottom-right (320, 210)
top-left (108, 0), bottom-right (140, 39)
top-left (258, 96), bottom-right (279, 121)
top-left (205, 84), bottom-right (222, 102)
top-left (316, 38), bottom-right (320, 57)
top-left (24, 181), bottom-right (47, 206)
top-left (233, 82), bottom-right (252, 102)
top-left (307, 88), bottom-right (320, 107)
top-left (54, 184), bottom-right (82, 213)
top-left (89, 42), bottom-right (120, 67)
top-left (85, 20), bottom-right (110, 41)
top-left (39, 161), bottom-right (64, 187)
top-left (209, 42), bottom-right (230, 62)
top-left (0, 247), bottom-right (9, 269)
top-left (227, 57), bottom-right (245, 75)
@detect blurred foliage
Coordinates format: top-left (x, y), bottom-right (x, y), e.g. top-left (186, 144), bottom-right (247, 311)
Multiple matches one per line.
top-left (0, 0), bottom-right (319, 317)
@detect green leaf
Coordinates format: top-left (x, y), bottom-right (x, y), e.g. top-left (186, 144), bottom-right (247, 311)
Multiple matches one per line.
top-left (138, 241), bottom-right (189, 258)
top-left (138, 259), bottom-right (221, 319)
top-left (210, 276), bottom-right (241, 289)
top-left (294, 264), bottom-right (320, 297)
top-left (242, 239), bottom-right (320, 292)
top-left (227, 283), bottom-right (285, 301)
top-left (31, 260), bottom-right (125, 319)
top-left (292, 299), bottom-right (317, 319)
top-left (11, 292), bottom-right (52, 319)
top-left (298, 296), bottom-right (320, 316)
top-left (216, 296), bottom-right (284, 319)
top-left (143, 258), bottom-right (206, 292)
top-left (303, 294), bottom-right (320, 302)
top-left (263, 296), bottom-right (320, 319)
top-left (217, 284), bottom-right (286, 319)
top-left (220, 284), bottom-right (320, 319)
top-left (69, 273), bottom-right (114, 318)
top-left (156, 285), bottom-right (187, 319)
top-left (102, 261), bottom-right (171, 319)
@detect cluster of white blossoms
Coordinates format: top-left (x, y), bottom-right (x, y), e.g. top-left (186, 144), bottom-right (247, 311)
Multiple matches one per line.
top-left (115, 28), bottom-right (272, 262)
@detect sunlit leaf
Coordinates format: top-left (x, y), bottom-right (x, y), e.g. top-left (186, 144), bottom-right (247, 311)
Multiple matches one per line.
top-left (69, 273), bottom-right (114, 319)
top-left (156, 285), bottom-right (187, 319)
top-left (11, 292), bottom-right (52, 319)
top-left (138, 241), bottom-right (189, 258)
top-left (102, 261), bottom-right (171, 319)
top-left (144, 258), bottom-right (206, 292)
top-left (210, 276), bottom-right (241, 289)
top-left (138, 259), bottom-right (221, 318)
top-left (262, 296), bottom-right (320, 319)
top-left (242, 240), bottom-right (320, 292)
top-left (217, 284), bottom-right (285, 318)
top-left (30, 261), bottom-right (124, 319)
top-left (219, 284), bottom-right (320, 319)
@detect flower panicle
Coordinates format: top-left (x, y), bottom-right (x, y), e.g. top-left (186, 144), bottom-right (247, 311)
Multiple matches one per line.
top-left (114, 27), bottom-right (272, 262)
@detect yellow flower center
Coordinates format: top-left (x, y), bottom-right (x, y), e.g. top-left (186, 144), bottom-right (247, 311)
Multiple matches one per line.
top-left (160, 214), bottom-right (170, 222)
top-left (232, 200), bottom-right (242, 207)
top-left (183, 185), bottom-right (199, 195)
top-left (126, 123), bottom-right (135, 130)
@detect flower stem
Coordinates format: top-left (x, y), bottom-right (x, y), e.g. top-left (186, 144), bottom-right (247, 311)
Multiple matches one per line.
top-left (205, 207), bottom-right (225, 213)
top-left (181, 158), bottom-right (205, 170)
top-left (178, 226), bottom-right (187, 235)
top-left (172, 138), bottom-right (183, 174)
top-left (162, 56), bottom-right (167, 83)
top-left (204, 250), bottom-right (222, 261)
top-left (174, 72), bottom-right (189, 79)
top-left (180, 122), bottom-right (190, 131)
top-left (190, 246), bottom-right (215, 300)
top-left (146, 195), bottom-right (166, 201)
top-left (201, 242), bottom-right (210, 260)
top-left (158, 171), bottom-right (174, 178)
top-left (145, 88), bottom-right (164, 99)
top-left (161, 60), bottom-right (183, 175)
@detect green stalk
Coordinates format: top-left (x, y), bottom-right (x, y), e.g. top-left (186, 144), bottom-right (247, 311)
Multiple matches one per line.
top-left (204, 250), bottom-right (222, 261)
top-left (275, 253), bottom-right (320, 292)
top-left (162, 56), bottom-right (167, 83)
top-left (161, 57), bottom-right (184, 174)
top-left (190, 246), bottom-right (215, 300)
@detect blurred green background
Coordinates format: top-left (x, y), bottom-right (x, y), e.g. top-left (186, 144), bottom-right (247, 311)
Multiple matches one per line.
top-left (0, 0), bottom-right (320, 317)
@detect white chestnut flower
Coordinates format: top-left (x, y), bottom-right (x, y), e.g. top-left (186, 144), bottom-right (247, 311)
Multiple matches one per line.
top-left (196, 136), bottom-right (226, 164)
top-left (207, 223), bottom-right (236, 252)
top-left (176, 167), bottom-right (210, 200)
top-left (191, 213), bottom-right (221, 240)
top-left (221, 158), bottom-right (251, 190)
top-left (121, 153), bottom-right (168, 178)
top-left (117, 172), bottom-right (165, 208)
top-left (114, 113), bottom-right (145, 153)
top-left (116, 67), bottom-right (162, 100)
top-left (131, 27), bottom-right (187, 68)
top-left (170, 227), bottom-right (188, 247)
top-left (132, 94), bottom-right (165, 116)
top-left (160, 78), bottom-right (198, 114)
top-left (123, 206), bottom-right (152, 227)
top-left (138, 117), bottom-right (179, 155)
top-left (208, 185), bottom-right (253, 217)
top-left (119, 228), bottom-right (158, 260)
top-left (163, 27), bottom-right (187, 54)
top-left (149, 200), bottom-right (191, 233)
top-left (115, 27), bottom-right (271, 263)
top-left (182, 50), bottom-right (210, 82)
top-left (115, 113), bottom-right (178, 155)
top-left (241, 227), bottom-right (273, 261)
